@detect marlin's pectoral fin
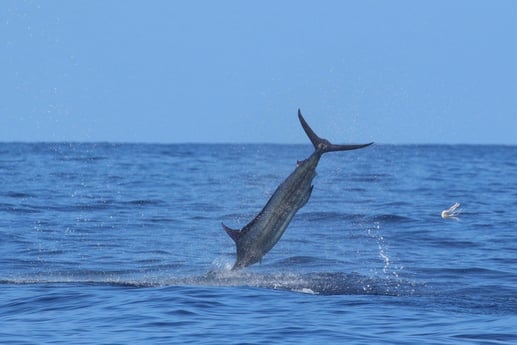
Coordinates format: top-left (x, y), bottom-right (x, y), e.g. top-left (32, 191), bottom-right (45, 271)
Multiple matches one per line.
top-left (300, 185), bottom-right (314, 208)
top-left (222, 222), bottom-right (242, 243)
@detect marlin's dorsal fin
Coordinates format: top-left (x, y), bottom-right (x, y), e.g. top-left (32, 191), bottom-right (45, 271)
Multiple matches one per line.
top-left (222, 223), bottom-right (242, 243)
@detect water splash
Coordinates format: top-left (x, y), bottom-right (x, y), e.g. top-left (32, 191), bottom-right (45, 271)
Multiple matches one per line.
top-left (366, 221), bottom-right (401, 280)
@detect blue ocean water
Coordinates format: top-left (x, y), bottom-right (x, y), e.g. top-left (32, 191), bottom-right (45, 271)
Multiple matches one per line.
top-left (1, 143), bottom-right (516, 344)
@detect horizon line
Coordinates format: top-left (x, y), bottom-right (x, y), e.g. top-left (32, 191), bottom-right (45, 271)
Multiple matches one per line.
top-left (0, 140), bottom-right (515, 147)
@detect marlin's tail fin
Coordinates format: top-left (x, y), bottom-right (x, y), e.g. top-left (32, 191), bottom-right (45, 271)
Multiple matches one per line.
top-left (298, 109), bottom-right (373, 153)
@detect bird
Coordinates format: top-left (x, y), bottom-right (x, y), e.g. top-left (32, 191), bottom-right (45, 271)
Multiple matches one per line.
top-left (441, 202), bottom-right (461, 220)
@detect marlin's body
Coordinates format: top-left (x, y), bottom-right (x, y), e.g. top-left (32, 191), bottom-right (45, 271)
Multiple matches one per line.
top-left (223, 110), bottom-right (372, 270)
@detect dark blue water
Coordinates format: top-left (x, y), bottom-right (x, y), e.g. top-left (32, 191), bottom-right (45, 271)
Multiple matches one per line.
top-left (1, 143), bottom-right (516, 344)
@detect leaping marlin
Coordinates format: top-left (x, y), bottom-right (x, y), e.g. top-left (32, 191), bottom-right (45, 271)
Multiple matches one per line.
top-left (223, 109), bottom-right (373, 270)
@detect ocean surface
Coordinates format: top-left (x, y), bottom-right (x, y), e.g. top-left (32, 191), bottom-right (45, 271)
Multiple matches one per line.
top-left (1, 143), bottom-right (516, 344)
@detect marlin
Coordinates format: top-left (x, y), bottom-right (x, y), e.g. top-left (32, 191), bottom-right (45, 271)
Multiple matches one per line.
top-left (223, 109), bottom-right (373, 270)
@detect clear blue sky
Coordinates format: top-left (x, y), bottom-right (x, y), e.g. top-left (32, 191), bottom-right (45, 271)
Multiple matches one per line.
top-left (1, 1), bottom-right (516, 144)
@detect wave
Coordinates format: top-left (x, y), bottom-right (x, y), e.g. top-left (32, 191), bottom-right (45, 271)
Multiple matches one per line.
top-left (0, 270), bottom-right (420, 296)
top-left (4, 191), bottom-right (33, 199)
top-left (369, 214), bottom-right (415, 223)
top-left (1, 198), bottom-right (166, 214)
top-left (193, 271), bottom-right (420, 296)
top-left (299, 211), bottom-right (414, 223)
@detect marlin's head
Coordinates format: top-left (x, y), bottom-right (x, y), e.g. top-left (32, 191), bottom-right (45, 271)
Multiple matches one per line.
top-left (232, 247), bottom-right (262, 270)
